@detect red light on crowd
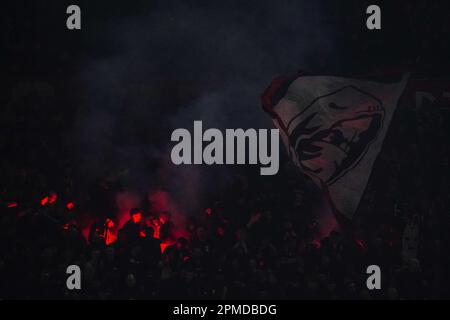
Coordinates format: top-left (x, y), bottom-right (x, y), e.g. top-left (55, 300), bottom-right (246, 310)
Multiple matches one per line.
top-left (66, 202), bottom-right (75, 210)
top-left (160, 240), bottom-right (176, 253)
top-left (132, 212), bottom-right (142, 224)
top-left (63, 223), bottom-right (70, 230)
top-left (40, 196), bottom-right (49, 206)
top-left (154, 225), bottom-right (160, 239)
top-left (160, 242), bottom-right (170, 253)
top-left (105, 218), bottom-right (114, 229)
top-left (205, 208), bottom-right (212, 216)
top-left (105, 231), bottom-right (117, 246)
top-left (139, 231), bottom-right (146, 238)
top-left (7, 202), bottom-right (18, 208)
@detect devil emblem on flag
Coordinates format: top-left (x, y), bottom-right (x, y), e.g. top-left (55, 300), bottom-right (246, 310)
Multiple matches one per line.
top-left (262, 74), bottom-right (409, 219)
top-left (289, 86), bottom-right (385, 185)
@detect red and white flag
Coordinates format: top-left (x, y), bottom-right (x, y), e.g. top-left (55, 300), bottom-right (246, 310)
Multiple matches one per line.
top-left (262, 73), bottom-right (410, 219)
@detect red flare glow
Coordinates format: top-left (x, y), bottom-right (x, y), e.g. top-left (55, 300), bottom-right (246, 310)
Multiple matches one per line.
top-left (105, 218), bottom-right (114, 229)
top-left (70, 191), bottom-right (189, 250)
top-left (7, 202), bottom-right (18, 208)
top-left (105, 230), bottom-right (117, 246)
top-left (160, 240), bottom-right (175, 253)
top-left (205, 207), bottom-right (212, 216)
top-left (132, 212), bottom-right (142, 224)
top-left (66, 202), bottom-right (75, 210)
top-left (153, 220), bottom-right (161, 239)
top-left (40, 196), bottom-right (49, 206)
top-left (63, 223), bottom-right (70, 230)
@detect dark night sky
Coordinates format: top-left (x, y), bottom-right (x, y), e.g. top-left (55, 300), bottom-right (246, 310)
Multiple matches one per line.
top-left (3, 1), bottom-right (448, 80)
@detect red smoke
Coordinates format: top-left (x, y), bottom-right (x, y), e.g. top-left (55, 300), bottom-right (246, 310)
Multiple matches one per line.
top-left (148, 190), bottom-right (175, 213)
top-left (62, 189), bottom-right (189, 253)
top-left (317, 202), bottom-right (340, 239)
top-left (116, 191), bottom-right (141, 230)
top-left (148, 190), bottom-right (189, 238)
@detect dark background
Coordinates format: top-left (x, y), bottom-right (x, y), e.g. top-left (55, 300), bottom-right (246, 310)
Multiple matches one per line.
top-left (1, 0), bottom-right (449, 196)
top-left (1, 0), bottom-right (450, 300)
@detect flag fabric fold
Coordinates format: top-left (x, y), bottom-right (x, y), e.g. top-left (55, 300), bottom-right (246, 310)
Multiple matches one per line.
top-left (262, 73), bottom-right (410, 219)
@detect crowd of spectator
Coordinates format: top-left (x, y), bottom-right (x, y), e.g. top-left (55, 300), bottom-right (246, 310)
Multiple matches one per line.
top-left (1, 74), bottom-right (450, 300)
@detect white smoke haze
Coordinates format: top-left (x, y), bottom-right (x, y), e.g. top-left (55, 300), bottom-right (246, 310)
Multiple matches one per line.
top-left (66, 1), bottom-right (338, 224)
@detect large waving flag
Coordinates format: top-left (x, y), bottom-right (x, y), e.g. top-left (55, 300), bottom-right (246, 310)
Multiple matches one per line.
top-left (262, 73), bottom-right (410, 219)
